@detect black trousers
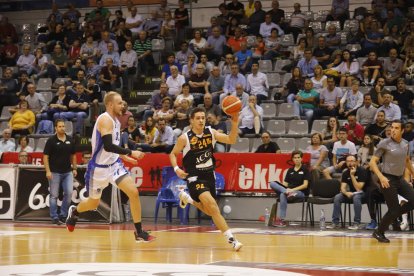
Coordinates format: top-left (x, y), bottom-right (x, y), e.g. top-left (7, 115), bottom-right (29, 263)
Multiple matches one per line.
top-left (378, 173), bottom-right (414, 233)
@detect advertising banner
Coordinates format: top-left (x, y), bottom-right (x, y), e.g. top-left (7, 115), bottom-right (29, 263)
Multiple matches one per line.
top-left (14, 167), bottom-right (111, 222)
top-left (0, 166), bottom-right (16, 219)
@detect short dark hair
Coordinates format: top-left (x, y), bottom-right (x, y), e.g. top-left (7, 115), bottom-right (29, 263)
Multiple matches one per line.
top-left (291, 150), bottom-right (303, 159)
top-left (190, 107), bottom-right (206, 119)
top-left (54, 119), bottom-right (65, 127)
top-left (391, 119), bottom-right (405, 129)
top-left (339, 126), bottom-right (347, 133)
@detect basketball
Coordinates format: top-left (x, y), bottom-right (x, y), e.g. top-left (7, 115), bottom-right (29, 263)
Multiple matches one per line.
top-left (222, 95), bottom-right (242, 115)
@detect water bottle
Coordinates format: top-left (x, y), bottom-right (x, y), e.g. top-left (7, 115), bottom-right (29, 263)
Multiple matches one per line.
top-left (264, 207), bottom-right (270, 226)
top-left (320, 209), bottom-right (326, 230)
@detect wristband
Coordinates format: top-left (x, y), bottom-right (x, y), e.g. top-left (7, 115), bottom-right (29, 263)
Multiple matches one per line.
top-left (174, 166), bottom-right (180, 172)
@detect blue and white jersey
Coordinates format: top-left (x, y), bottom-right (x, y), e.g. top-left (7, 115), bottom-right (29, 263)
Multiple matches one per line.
top-left (91, 112), bottom-right (121, 165)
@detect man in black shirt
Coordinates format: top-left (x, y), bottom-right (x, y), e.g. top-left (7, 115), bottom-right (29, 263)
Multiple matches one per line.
top-left (255, 131), bottom-right (281, 153)
top-left (313, 36), bottom-right (333, 69)
top-left (226, 0), bottom-right (245, 21)
top-left (365, 110), bottom-right (388, 145)
top-left (391, 78), bottom-right (414, 120)
top-left (326, 155), bottom-right (367, 230)
top-left (43, 119), bottom-right (77, 225)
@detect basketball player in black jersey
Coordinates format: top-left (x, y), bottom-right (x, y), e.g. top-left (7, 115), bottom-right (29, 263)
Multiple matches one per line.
top-left (169, 107), bottom-right (243, 251)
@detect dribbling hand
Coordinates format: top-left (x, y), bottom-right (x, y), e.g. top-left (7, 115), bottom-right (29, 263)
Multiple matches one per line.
top-left (131, 150), bottom-right (145, 160)
top-left (176, 168), bottom-right (189, 179)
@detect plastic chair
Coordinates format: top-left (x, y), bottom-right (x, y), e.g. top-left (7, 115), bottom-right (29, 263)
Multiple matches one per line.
top-left (267, 119), bottom-right (286, 137)
top-left (276, 137), bottom-right (295, 153)
top-left (229, 138), bottom-right (250, 153)
top-left (259, 60), bottom-right (273, 73)
top-left (286, 120), bottom-right (309, 137)
top-left (261, 103), bottom-right (277, 119)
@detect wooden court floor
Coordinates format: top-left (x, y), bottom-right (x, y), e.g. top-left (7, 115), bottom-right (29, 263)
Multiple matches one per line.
top-left (1, 220), bottom-right (414, 275)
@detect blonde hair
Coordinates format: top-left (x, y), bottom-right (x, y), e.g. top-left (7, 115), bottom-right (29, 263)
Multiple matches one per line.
top-left (104, 91), bottom-right (121, 106)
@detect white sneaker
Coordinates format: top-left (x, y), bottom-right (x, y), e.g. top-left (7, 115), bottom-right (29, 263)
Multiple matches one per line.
top-left (179, 190), bottom-right (191, 209)
top-left (229, 238), bottom-right (243, 251)
top-left (400, 221), bottom-right (409, 231)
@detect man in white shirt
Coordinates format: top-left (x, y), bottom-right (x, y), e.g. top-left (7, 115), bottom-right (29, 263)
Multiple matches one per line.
top-left (259, 13), bottom-right (284, 38)
top-left (0, 129), bottom-right (15, 157)
top-left (25, 83), bottom-right (48, 118)
top-left (119, 41), bottom-right (137, 91)
top-left (247, 62), bottom-right (269, 104)
top-left (125, 6), bottom-right (143, 39)
top-left (239, 95), bottom-right (263, 136)
top-left (166, 65), bottom-right (185, 97)
top-left (16, 45), bottom-right (35, 74)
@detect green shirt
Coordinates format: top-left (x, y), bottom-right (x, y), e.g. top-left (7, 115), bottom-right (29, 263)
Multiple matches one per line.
top-left (297, 89), bottom-right (319, 109)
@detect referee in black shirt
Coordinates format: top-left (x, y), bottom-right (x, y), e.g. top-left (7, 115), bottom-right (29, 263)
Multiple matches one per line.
top-left (43, 119), bottom-right (77, 225)
top-left (370, 120), bottom-right (414, 242)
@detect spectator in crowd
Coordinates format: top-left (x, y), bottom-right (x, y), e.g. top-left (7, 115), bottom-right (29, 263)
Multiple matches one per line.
top-left (255, 131), bottom-right (281, 153)
top-left (16, 45), bottom-right (35, 75)
top-left (88, 0), bottom-right (111, 25)
top-left (0, 35), bottom-right (18, 66)
top-left (267, 0), bottom-right (285, 26)
top-left (304, 27), bottom-right (318, 50)
top-left (153, 97), bottom-right (175, 124)
top-left (160, 10), bottom-right (175, 42)
top-left (201, 93), bottom-right (222, 119)
top-left (48, 44), bottom-right (68, 82)
top-left (0, 68), bottom-right (19, 107)
top-left (227, 0), bottom-right (245, 21)
top-left (247, 62), bottom-right (268, 105)
top-left (229, 83), bottom-right (250, 109)
top-left (99, 57), bottom-right (120, 92)
top-left (174, 83), bottom-right (194, 108)
top-left (189, 29), bottom-right (207, 58)
top-left (219, 54), bottom-right (235, 76)
top-left (85, 58), bottom-right (100, 80)
top-left (375, 92), bottom-right (402, 122)
top-left (125, 6), bottom-right (143, 39)
top-left (339, 80), bottom-right (364, 118)
top-left (325, 25), bottom-right (341, 50)
top-left (118, 100), bottom-right (133, 130)
top-left (30, 48), bottom-right (48, 81)
top-left (174, 0), bottom-right (190, 44)
top-left (365, 110), bottom-right (388, 146)
top-left (161, 53), bottom-right (182, 81)
top-left (286, 3), bottom-right (307, 41)
top-left (206, 16), bottom-right (223, 38)
top-left (297, 48), bottom-right (319, 78)
top-left (121, 116), bottom-right (142, 149)
top-left (80, 35), bottom-right (98, 63)
top-left (259, 13), bottom-right (284, 38)
top-left (234, 42), bottom-right (253, 74)
top-left (143, 10), bottom-right (162, 39)
top-left (313, 36), bottom-right (333, 69)
top-left (199, 54), bottom-right (213, 76)
top-left (99, 42), bottom-right (120, 67)
top-left (326, 155), bottom-right (367, 230)
top-left (144, 83), bottom-right (170, 120)
top-left (208, 66), bottom-right (225, 104)
top-left (206, 26), bottom-right (227, 62)
top-left (292, 37), bottom-right (306, 61)
top-left (361, 21), bottom-right (383, 57)
top-left (176, 41), bottom-right (197, 66)
top-left (239, 95), bottom-right (263, 136)
top-left (174, 98), bottom-right (191, 137)
top-left (369, 77), bottom-right (389, 108)
top-left (356, 94), bottom-right (377, 127)
top-left (119, 41), bottom-right (137, 89)
top-left (217, 3), bottom-right (230, 32)
top-left (16, 71), bottom-right (31, 101)
top-left (114, 21), bottom-right (132, 53)
top-left (247, 1), bottom-right (266, 36)
top-left (402, 48), bottom-right (414, 85)
top-left (383, 48), bottom-right (403, 85)
top-left (321, 116), bottom-right (339, 150)
top-left (166, 65), bottom-right (186, 97)
top-left (285, 67), bottom-right (304, 103)
top-left (207, 112), bottom-right (227, 153)
top-left (391, 78), bottom-right (414, 120)
top-left (84, 76), bottom-right (102, 122)
top-left (0, 129), bottom-right (15, 154)
top-left (41, 84), bottom-right (70, 121)
top-left (25, 83), bottom-right (47, 117)
top-left (68, 58), bottom-right (83, 80)
top-left (310, 65), bottom-right (328, 93)
top-left (9, 100), bottom-right (35, 137)
top-left (269, 150), bottom-right (310, 227)
top-left (403, 122), bottom-right (414, 142)
top-left (332, 49), bottom-right (360, 87)
top-left (157, 0), bottom-right (170, 18)
top-left (65, 22), bottom-right (82, 51)
top-left (17, 150), bottom-right (29, 164)
top-left (263, 28), bottom-right (282, 60)
top-left (322, 127), bottom-right (357, 179)
top-left (227, 27), bottom-right (246, 54)
top-left (326, 0), bottom-right (349, 28)
top-left (64, 3), bottom-right (82, 25)
top-left (0, 16), bottom-right (18, 43)
top-left (314, 77), bottom-right (342, 119)
top-left (182, 54), bottom-right (197, 80)
top-left (97, 31), bottom-right (119, 56)
top-left (47, 23), bottom-right (65, 52)
top-left (344, 114), bottom-right (365, 146)
top-left (61, 83), bottom-right (90, 135)
top-left (223, 64), bottom-right (247, 97)
top-left (358, 134), bottom-right (376, 170)
top-left (293, 78), bottom-right (319, 126)
top-left (151, 118), bottom-right (175, 153)
top-left (306, 132), bottom-right (329, 185)
top-left (136, 116), bottom-right (158, 152)
top-left (362, 51), bottom-right (382, 86)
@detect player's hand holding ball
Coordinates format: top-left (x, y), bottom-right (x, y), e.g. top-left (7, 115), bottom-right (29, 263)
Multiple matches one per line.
top-left (222, 95), bottom-right (241, 123)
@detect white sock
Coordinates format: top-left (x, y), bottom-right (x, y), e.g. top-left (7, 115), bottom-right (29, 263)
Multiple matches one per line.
top-left (223, 229), bottom-right (234, 241)
top-left (402, 213), bottom-right (408, 224)
top-left (186, 192), bottom-right (194, 204)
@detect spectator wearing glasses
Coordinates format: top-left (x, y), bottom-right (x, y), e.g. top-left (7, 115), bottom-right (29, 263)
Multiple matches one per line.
top-left (255, 131), bottom-right (281, 153)
top-left (18, 150), bottom-right (29, 164)
top-left (0, 129), bottom-right (15, 155)
top-left (182, 54), bottom-right (197, 80)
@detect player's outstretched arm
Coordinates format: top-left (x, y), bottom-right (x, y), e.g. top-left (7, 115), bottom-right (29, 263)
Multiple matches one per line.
top-left (214, 113), bottom-right (239, 145)
top-left (169, 135), bottom-right (188, 179)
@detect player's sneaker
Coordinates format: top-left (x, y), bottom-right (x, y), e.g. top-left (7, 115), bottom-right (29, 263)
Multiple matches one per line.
top-left (66, 205), bottom-right (78, 232)
top-left (400, 221), bottom-right (409, 231)
top-left (134, 230), bottom-right (156, 243)
top-left (179, 190), bottom-right (191, 209)
top-left (228, 237), bottom-right (243, 251)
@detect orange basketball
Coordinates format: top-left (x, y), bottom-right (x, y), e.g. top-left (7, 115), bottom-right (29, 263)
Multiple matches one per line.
top-left (222, 95), bottom-right (242, 115)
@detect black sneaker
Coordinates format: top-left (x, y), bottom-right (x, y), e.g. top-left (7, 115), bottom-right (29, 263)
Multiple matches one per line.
top-left (59, 216), bottom-right (66, 224)
top-left (134, 230), bottom-right (156, 243)
top-left (52, 219), bottom-right (62, 225)
top-left (372, 230), bottom-right (390, 243)
top-left (66, 205), bottom-right (78, 232)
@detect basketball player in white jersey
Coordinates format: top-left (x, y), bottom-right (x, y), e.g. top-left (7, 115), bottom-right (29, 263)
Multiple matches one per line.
top-left (66, 91), bottom-right (155, 242)
top-left (169, 107), bottom-right (243, 251)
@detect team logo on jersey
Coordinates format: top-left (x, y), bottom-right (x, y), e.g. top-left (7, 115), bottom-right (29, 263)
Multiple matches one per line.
top-left (190, 136), bottom-right (198, 145)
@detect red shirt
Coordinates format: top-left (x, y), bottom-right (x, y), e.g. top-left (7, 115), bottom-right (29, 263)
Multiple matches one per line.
top-left (345, 123), bottom-right (365, 145)
top-left (227, 36), bottom-right (247, 53)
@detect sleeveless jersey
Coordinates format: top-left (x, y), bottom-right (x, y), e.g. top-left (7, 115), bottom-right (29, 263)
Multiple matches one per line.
top-left (90, 112), bottom-right (121, 165)
top-left (183, 126), bottom-right (217, 175)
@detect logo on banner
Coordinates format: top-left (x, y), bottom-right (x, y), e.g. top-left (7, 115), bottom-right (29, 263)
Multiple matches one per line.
top-left (0, 180), bottom-right (12, 215)
top-left (238, 164), bottom-right (287, 190)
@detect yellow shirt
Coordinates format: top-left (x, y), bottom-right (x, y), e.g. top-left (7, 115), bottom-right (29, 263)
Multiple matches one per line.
top-left (245, 3), bottom-right (255, 18)
top-left (9, 110), bottom-right (35, 131)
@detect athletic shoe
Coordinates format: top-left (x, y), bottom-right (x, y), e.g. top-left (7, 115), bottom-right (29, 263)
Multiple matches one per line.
top-left (348, 223), bottom-right (361, 230)
top-left (326, 223), bottom-right (340, 229)
top-left (365, 219), bottom-right (377, 230)
top-left (52, 219), bottom-right (62, 225)
top-left (228, 237), bottom-right (243, 251)
top-left (134, 230), bottom-right (156, 243)
top-left (273, 219), bottom-right (287, 227)
top-left (400, 221), bottom-right (409, 231)
top-left (372, 230), bottom-right (390, 243)
top-left (179, 190), bottom-right (191, 209)
top-left (66, 205), bottom-right (78, 232)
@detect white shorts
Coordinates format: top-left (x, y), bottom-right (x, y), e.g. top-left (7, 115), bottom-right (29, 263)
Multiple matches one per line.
top-left (85, 159), bottom-right (129, 199)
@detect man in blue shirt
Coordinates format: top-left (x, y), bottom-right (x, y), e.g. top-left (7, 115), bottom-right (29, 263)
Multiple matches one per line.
top-left (297, 48), bottom-right (319, 77)
top-left (234, 42), bottom-right (252, 74)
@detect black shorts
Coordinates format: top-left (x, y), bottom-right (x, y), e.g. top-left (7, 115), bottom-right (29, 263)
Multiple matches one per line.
top-left (186, 172), bottom-right (216, 203)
